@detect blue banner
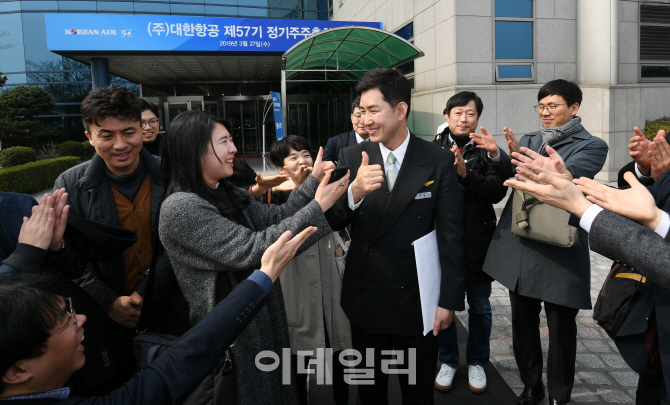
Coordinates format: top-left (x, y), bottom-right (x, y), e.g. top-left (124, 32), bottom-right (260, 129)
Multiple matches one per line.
top-left (45, 14), bottom-right (382, 52)
top-left (271, 92), bottom-right (285, 141)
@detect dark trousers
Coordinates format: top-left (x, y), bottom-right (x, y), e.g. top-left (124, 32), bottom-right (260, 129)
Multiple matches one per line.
top-left (510, 290), bottom-right (579, 402)
top-left (293, 350), bottom-right (349, 405)
top-left (350, 324), bottom-right (437, 405)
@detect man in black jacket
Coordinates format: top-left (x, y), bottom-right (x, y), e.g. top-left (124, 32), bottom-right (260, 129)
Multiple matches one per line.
top-left (432, 91), bottom-right (508, 394)
top-left (0, 229), bottom-right (313, 404)
top-left (323, 96), bottom-right (369, 163)
top-left (53, 86), bottom-right (189, 391)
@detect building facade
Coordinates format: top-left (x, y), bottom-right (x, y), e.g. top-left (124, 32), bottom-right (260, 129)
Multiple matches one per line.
top-left (331, 0), bottom-right (670, 181)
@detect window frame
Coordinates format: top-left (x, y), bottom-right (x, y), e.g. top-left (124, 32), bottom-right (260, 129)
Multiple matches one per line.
top-left (493, 0), bottom-right (536, 83)
top-left (394, 21), bottom-right (415, 91)
top-left (638, 2), bottom-right (670, 83)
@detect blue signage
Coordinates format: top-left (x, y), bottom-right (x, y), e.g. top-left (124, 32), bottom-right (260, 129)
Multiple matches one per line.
top-left (271, 92), bottom-right (285, 140)
top-left (45, 14), bottom-right (383, 52)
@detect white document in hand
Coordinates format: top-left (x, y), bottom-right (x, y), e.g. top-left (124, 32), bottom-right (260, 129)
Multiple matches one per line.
top-left (412, 230), bottom-right (441, 336)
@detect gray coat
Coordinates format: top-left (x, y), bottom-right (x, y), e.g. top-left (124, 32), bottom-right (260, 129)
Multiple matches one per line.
top-left (483, 127), bottom-right (608, 309)
top-left (280, 232), bottom-right (352, 354)
top-left (159, 175), bottom-right (331, 405)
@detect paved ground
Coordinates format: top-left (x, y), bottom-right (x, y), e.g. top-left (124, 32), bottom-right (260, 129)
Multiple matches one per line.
top-left (458, 249), bottom-right (638, 404)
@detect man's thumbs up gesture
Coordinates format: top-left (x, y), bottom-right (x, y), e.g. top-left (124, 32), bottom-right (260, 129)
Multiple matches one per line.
top-left (351, 151), bottom-right (384, 203)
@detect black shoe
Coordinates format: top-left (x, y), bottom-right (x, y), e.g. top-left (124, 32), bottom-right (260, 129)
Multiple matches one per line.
top-left (548, 396), bottom-right (569, 405)
top-left (517, 384), bottom-right (545, 405)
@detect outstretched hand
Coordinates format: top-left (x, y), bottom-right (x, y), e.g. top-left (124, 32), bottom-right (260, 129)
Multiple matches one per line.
top-left (282, 165), bottom-right (312, 189)
top-left (315, 169), bottom-right (350, 212)
top-left (260, 227), bottom-right (318, 282)
top-left (469, 126), bottom-right (499, 158)
top-left (504, 172), bottom-right (592, 218)
top-left (574, 172), bottom-right (663, 230)
top-left (18, 193), bottom-right (56, 251)
top-left (512, 145), bottom-right (572, 182)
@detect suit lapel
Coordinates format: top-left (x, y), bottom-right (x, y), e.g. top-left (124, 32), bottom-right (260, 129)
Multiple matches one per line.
top-left (371, 135), bottom-right (433, 241)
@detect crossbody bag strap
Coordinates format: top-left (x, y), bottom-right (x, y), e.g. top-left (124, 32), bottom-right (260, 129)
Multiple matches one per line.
top-left (136, 200), bottom-right (164, 334)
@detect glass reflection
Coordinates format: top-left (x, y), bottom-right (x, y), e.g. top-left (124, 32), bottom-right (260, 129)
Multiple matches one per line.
top-left (495, 21), bottom-right (533, 59)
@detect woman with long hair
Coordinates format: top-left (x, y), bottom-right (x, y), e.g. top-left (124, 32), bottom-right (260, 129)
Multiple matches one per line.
top-left (158, 110), bottom-right (348, 405)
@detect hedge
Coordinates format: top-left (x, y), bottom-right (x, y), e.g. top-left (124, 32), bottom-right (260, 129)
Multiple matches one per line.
top-left (0, 146), bottom-right (37, 168)
top-left (0, 157), bottom-right (80, 195)
top-left (644, 116), bottom-right (670, 141)
top-left (82, 140), bottom-right (96, 160)
top-left (58, 140), bottom-right (85, 158)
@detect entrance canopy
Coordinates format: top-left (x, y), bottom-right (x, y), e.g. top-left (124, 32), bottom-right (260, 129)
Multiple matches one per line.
top-left (282, 26), bottom-right (424, 83)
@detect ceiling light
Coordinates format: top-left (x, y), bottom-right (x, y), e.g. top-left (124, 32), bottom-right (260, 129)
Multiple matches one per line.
top-left (151, 64), bottom-right (159, 67)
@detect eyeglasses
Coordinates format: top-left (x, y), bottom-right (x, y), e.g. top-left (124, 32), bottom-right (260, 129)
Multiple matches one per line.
top-left (534, 103), bottom-right (566, 113)
top-left (141, 119), bottom-right (159, 127)
top-left (66, 297), bottom-right (78, 330)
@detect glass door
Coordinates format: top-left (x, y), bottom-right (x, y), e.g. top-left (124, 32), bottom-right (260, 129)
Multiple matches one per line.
top-left (226, 101), bottom-right (259, 156)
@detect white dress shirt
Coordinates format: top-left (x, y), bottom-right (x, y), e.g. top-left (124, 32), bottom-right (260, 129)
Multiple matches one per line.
top-left (348, 129), bottom-right (411, 210)
top-left (355, 132), bottom-right (368, 144)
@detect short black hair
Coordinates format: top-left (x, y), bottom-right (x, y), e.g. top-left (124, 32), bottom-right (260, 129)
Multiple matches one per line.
top-left (81, 85), bottom-right (141, 132)
top-left (355, 68), bottom-right (411, 115)
top-left (0, 274), bottom-right (64, 395)
top-left (137, 99), bottom-right (159, 118)
top-left (446, 91), bottom-right (483, 117)
top-left (443, 107), bottom-right (449, 115)
top-left (270, 135), bottom-right (311, 167)
top-left (351, 96), bottom-right (361, 114)
top-left (537, 79), bottom-right (582, 107)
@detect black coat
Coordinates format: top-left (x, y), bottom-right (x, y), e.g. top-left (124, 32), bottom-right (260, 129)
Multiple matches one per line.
top-left (433, 131), bottom-right (508, 286)
top-left (326, 133), bottom-right (465, 336)
top-left (614, 166), bottom-right (670, 393)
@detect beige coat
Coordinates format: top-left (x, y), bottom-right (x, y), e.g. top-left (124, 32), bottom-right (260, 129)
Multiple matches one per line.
top-left (280, 233), bottom-right (352, 353)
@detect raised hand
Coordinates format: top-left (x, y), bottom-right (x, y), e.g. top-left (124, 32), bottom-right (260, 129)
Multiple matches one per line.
top-left (629, 127), bottom-right (653, 175)
top-left (260, 227), bottom-right (317, 282)
top-left (283, 165), bottom-right (312, 189)
top-left (504, 172), bottom-right (593, 218)
top-left (504, 126), bottom-right (520, 155)
top-left (649, 132), bottom-right (670, 181)
top-left (315, 169), bottom-right (350, 212)
top-left (351, 151), bottom-right (384, 203)
top-left (49, 188), bottom-right (69, 252)
top-left (574, 172), bottom-right (663, 230)
top-left (311, 147), bottom-right (329, 182)
top-left (512, 145), bottom-right (573, 182)
top-left (256, 173), bottom-right (290, 189)
top-left (469, 126), bottom-right (499, 158)
top-left (451, 145), bottom-right (467, 178)
top-left (18, 193), bottom-right (56, 251)
top-left (107, 295), bottom-right (143, 328)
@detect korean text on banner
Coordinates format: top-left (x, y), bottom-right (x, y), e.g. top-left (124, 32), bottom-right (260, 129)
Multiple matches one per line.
top-left (271, 92), bottom-right (285, 140)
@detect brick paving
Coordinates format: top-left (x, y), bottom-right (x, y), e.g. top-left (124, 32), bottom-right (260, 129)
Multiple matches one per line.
top-left (457, 251), bottom-right (638, 404)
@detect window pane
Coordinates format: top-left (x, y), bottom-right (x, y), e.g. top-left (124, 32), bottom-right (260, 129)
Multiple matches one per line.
top-left (97, 1), bottom-right (134, 12)
top-left (498, 65), bottom-right (532, 79)
top-left (21, 0), bottom-right (58, 11)
top-left (0, 13), bottom-right (26, 73)
top-left (641, 66), bottom-right (670, 78)
top-left (134, 1), bottom-right (170, 13)
top-left (58, 0), bottom-right (97, 11)
top-left (395, 22), bottom-right (414, 41)
top-left (495, 21), bottom-right (532, 59)
top-left (495, 0), bottom-right (532, 18)
top-left (0, 1), bottom-right (21, 12)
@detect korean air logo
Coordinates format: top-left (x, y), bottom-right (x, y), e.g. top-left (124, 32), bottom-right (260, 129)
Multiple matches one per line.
top-left (66, 29), bottom-right (77, 35)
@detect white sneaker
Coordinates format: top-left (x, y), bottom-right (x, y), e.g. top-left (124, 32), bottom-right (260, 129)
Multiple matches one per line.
top-left (468, 365), bottom-right (487, 393)
top-left (435, 364), bottom-right (457, 391)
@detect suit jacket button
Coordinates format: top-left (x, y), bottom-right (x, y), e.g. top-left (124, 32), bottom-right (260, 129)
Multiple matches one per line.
top-left (415, 213), bottom-right (421, 219)
top-left (245, 307), bottom-right (251, 313)
top-left (401, 286), bottom-right (405, 290)
top-left (249, 302), bottom-right (255, 308)
top-left (401, 249), bottom-right (408, 254)
top-left (369, 280), bottom-right (375, 285)
top-left (369, 247), bottom-right (374, 252)
top-left (236, 317), bottom-right (242, 323)
top-left (359, 210), bottom-right (365, 215)
top-left (104, 361), bottom-right (110, 367)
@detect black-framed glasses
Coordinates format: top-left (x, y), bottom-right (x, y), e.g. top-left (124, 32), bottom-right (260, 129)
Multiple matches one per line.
top-left (534, 103), bottom-right (566, 113)
top-left (66, 297), bottom-right (78, 331)
top-left (141, 119), bottom-right (159, 127)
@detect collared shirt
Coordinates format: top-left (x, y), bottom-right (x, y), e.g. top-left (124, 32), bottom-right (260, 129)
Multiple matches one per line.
top-left (579, 204), bottom-right (670, 237)
top-left (355, 132), bottom-right (368, 144)
top-left (1, 387), bottom-right (70, 401)
top-left (348, 129), bottom-right (410, 210)
top-left (446, 133), bottom-right (501, 163)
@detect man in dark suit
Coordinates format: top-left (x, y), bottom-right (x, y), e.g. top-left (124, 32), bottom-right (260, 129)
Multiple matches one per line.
top-left (326, 68), bottom-right (465, 404)
top-left (323, 96), bottom-right (369, 163)
top-left (0, 229), bottom-right (313, 404)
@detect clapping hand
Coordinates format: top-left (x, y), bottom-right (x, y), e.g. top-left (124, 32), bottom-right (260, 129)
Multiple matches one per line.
top-left (629, 127), bottom-right (653, 175)
top-left (451, 145), bottom-right (467, 178)
top-left (649, 132), bottom-right (670, 181)
top-left (469, 126), bottom-right (499, 158)
top-left (512, 145), bottom-right (573, 182)
top-left (504, 172), bottom-right (592, 218)
top-left (574, 172), bottom-right (663, 230)
top-left (504, 126), bottom-right (520, 155)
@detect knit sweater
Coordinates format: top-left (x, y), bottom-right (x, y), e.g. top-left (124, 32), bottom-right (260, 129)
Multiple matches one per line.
top-left (159, 175), bottom-right (331, 405)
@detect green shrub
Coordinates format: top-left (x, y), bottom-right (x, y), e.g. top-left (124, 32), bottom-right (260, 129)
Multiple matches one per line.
top-left (58, 140), bottom-right (85, 158)
top-left (644, 116), bottom-right (670, 141)
top-left (0, 146), bottom-right (37, 168)
top-left (82, 140), bottom-right (96, 160)
top-left (0, 157), bottom-right (80, 194)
